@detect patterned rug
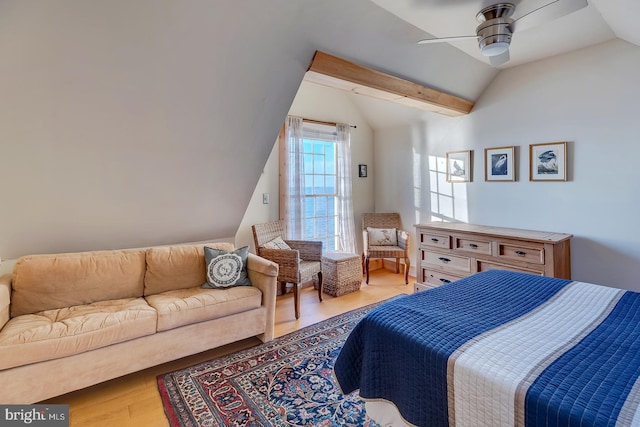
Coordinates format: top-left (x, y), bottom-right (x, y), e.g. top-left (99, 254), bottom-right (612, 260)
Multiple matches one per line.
top-left (157, 300), bottom-right (395, 427)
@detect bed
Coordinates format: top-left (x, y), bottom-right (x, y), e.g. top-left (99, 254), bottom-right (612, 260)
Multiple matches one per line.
top-left (334, 270), bottom-right (640, 427)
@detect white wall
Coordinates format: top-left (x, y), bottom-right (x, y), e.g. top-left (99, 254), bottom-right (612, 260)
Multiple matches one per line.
top-left (375, 39), bottom-right (640, 291)
top-left (236, 81), bottom-right (375, 254)
top-left (236, 142), bottom-right (280, 252)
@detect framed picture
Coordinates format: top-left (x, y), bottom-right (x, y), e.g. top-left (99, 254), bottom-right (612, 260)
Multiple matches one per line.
top-left (485, 146), bottom-right (515, 181)
top-left (358, 164), bottom-right (367, 178)
top-left (529, 142), bottom-right (567, 181)
top-left (446, 150), bottom-right (472, 182)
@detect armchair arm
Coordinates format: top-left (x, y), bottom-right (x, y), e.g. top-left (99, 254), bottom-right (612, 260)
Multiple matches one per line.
top-left (257, 248), bottom-right (301, 283)
top-left (397, 229), bottom-right (410, 251)
top-left (246, 254), bottom-right (278, 343)
top-left (286, 240), bottom-right (322, 262)
top-left (0, 274), bottom-right (11, 331)
top-left (362, 230), bottom-right (370, 256)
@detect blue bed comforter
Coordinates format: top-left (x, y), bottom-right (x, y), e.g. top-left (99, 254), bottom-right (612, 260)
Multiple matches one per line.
top-left (334, 270), bottom-right (640, 427)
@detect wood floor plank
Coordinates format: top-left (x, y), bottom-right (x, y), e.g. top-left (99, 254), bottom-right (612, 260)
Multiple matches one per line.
top-left (42, 270), bottom-right (412, 426)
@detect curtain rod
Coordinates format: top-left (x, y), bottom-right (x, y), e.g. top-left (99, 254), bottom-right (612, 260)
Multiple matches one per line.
top-left (302, 118), bottom-right (357, 129)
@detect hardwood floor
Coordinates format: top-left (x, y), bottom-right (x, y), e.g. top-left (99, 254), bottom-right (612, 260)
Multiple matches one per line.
top-left (44, 269), bottom-right (413, 427)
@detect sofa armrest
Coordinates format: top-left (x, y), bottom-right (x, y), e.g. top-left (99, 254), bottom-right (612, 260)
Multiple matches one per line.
top-left (246, 253), bottom-right (278, 343)
top-left (286, 240), bottom-right (322, 262)
top-left (0, 274), bottom-right (11, 331)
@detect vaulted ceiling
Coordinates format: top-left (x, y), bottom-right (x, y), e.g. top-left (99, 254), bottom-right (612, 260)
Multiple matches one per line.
top-left (319, 0), bottom-right (640, 129)
top-left (369, 0), bottom-right (637, 69)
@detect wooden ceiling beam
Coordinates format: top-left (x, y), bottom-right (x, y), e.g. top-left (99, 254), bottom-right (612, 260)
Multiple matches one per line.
top-left (305, 51), bottom-right (474, 117)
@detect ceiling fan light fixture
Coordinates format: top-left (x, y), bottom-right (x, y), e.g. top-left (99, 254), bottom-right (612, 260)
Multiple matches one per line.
top-left (480, 41), bottom-right (510, 57)
top-left (476, 18), bottom-right (513, 58)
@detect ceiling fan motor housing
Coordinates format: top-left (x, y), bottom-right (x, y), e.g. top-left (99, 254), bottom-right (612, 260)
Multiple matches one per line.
top-left (476, 3), bottom-right (515, 56)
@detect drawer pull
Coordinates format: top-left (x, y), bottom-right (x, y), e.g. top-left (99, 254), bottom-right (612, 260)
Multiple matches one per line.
top-left (431, 238), bottom-right (439, 242)
top-left (515, 250), bottom-right (527, 256)
top-left (438, 257), bottom-right (451, 263)
top-left (439, 278), bottom-right (451, 284)
top-left (469, 244), bottom-right (478, 249)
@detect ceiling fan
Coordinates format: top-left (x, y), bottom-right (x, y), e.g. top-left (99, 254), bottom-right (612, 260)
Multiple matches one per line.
top-left (417, 0), bottom-right (589, 66)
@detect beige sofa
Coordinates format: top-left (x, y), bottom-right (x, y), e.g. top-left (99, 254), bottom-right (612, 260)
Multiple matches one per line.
top-left (0, 242), bottom-right (278, 404)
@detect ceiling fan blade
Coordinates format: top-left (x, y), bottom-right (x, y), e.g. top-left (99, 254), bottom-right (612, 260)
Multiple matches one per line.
top-left (489, 50), bottom-right (510, 67)
top-left (511, 0), bottom-right (589, 32)
top-left (418, 35), bottom-right (478, 44)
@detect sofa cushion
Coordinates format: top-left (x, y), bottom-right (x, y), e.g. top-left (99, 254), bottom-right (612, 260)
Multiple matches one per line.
top-left (203, 246), bottom-right (252, 289)
top-left (11, 249), bottom-right (146, 317)
top-left (0, 297), bottom-right (157, 370)
top-left (144, 286), bottom-right (262, 331)
top-left (144, 242), bottom-right (235, 296)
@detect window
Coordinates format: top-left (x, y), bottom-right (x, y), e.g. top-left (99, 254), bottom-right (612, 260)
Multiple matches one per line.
top-left (281, 116), bottom-right (356, 254)
top-left (300, 124), bottom-right (338, 250)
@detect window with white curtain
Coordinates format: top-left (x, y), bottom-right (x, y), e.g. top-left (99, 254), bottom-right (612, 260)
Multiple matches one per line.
top-left (280, 116), bottom-right (356, 253)
top-left (301, 123), bottom-right (338, 249)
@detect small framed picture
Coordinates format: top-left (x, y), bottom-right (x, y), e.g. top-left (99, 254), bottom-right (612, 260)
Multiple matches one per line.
top-left (446, 150), bottom-right (472, 182)
top-left (529, 142), bottom-right (567, 181)
top-left (485, 146), bottom-right (515, 182)
top-left (358, 164), bottom-right (367, 178)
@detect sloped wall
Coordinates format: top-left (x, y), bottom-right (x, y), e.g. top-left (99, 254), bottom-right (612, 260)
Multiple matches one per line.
top-left (0, 1), bottom-right (299, 257)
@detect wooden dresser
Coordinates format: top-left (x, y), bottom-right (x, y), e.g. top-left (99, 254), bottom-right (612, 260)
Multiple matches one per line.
top-left (414, 222), bottom-right (572, 292)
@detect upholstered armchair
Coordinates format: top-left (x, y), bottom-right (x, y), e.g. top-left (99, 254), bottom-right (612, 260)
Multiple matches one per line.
top-left (252, 220), bottom-right (323, 319)
top-left (362, 213), bottom-right (410, 284)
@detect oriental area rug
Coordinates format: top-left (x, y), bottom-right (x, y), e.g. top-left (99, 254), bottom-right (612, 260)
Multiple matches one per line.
top-left (157, 301), bottom-right (393, 427)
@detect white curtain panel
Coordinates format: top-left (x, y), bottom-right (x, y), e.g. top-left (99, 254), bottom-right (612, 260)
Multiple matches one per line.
top-left (284, 116), bottom-right (305, 239)
top-left (336, 123), bottom-right (357, 253)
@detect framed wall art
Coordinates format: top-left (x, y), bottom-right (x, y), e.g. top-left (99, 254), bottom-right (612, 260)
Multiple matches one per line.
top-left (358, 164), bottom-right (367, 178)
top-left (485, 146), bottom-right (515, 182)
top-left (446, 150), bottom-right (472, 183)
top-left (529, 142), bottom-right (567, 181)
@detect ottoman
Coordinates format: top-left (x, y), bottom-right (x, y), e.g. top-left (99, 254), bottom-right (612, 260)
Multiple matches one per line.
top-left (321, 252), bottom-right (362, 297)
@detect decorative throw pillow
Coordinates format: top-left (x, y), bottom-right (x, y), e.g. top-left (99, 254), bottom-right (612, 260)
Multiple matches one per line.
top-left (261, 236), bottom-right (291, 250)
top-left (202, 246), bottom-right (252, 289)
top-left (367, 227), bottom-right (398, 246)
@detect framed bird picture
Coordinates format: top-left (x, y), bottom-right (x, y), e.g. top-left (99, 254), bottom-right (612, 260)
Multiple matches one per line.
top-left (446, 150), bottom-right (472, 183)
top-left (485, 146), bottom-right (515, 181)
top-left (529, 142), bottom-right (567, 181)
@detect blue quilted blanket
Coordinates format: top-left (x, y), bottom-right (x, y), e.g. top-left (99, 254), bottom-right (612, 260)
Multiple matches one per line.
top-left (334, 270), bottom-right (640, 427)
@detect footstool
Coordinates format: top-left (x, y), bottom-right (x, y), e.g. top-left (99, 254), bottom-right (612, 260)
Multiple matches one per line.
top-left (321, 252), bottom-right (362, 297)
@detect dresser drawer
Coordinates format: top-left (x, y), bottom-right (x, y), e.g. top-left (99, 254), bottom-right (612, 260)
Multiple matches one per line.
top-left (454, 236), bottom-right (492, 255)
top-left (478, 261), bottom-right (543, 275)
top-left (414, 282), bottom-right (436, 293)
top-left (424, 270), bottom-right (464, 287)
top-left (423, 251), bottom-right (471, 273)
top-left (498, 243), bottom-right (544, 264)
top-left (420, 231), bottom-right (450, 250)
